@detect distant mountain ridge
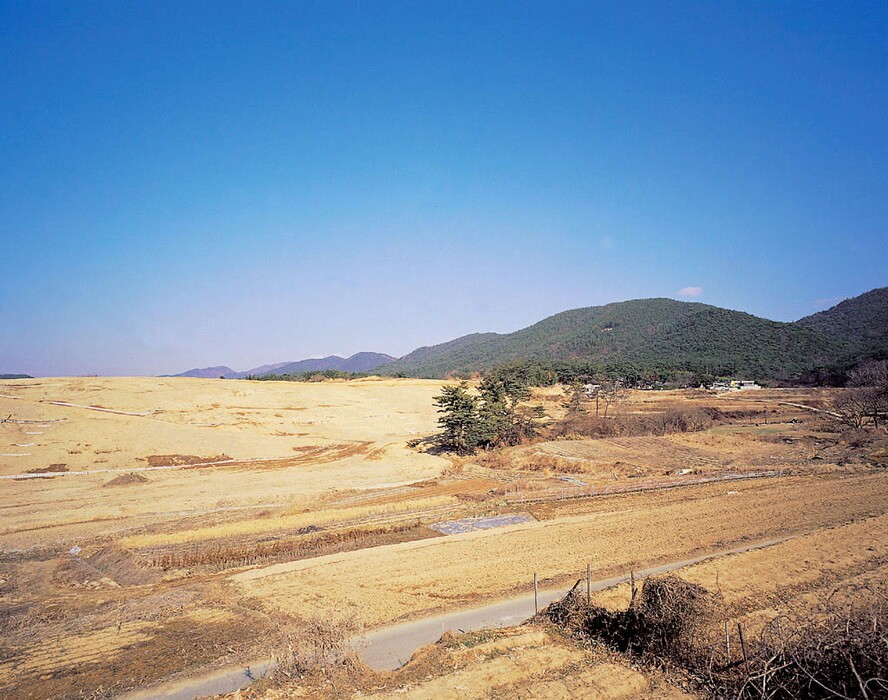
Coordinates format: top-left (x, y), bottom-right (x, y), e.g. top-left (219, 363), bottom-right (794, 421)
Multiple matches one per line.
top-left (166, 366), bottom-right (236, 379)
top-left (166, 288), bottom-right (886, 382)
top-left (167, 352), bottom-right (395, 379)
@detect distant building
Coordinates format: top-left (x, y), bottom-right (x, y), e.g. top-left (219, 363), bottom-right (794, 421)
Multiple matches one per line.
top-left (732, 380), bottom-right (762, 390)
top-left (712, 380), bottom-right (761, 392)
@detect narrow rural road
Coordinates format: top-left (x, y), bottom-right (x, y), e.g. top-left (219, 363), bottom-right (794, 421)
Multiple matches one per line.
top-left (113, 536), bottom-right (790, 699)
top-left (357, 536), bottom-right (790, 671)
top-left (116, 661), bottom-right (277, 700)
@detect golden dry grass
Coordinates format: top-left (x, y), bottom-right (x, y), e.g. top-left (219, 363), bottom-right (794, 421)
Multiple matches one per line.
top-left (0, 377), bottom-right (452, 549)
top-left (234, 472), bottom-right (888, 628)
top-left (119, 495), bottom-right (458, 548)
top-left (2, 378), bottom-right (885, 700)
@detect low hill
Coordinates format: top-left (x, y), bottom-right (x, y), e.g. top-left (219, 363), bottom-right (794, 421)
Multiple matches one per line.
top-left (0, 373), bottom-right (33, 379)
top-left (382, 298), bottom-right (849, 380)
top-left (167, 366), bottom-right (236, 379)
top-left (795, 287), bottom-right (888, 363)
top-left (234, 361), bottom-right (293, 377)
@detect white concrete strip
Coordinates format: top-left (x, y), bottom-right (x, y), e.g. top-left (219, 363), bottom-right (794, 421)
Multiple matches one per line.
top-left (45, 401), bottom-right (158, 416)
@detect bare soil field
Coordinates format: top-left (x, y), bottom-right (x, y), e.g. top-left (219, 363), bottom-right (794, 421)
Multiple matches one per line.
top-left (0, 378), bottom-right (885, 699)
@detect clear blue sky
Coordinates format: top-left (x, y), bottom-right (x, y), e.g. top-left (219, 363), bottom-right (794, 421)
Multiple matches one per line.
top-left (1, 1), bottom-right (885, 376)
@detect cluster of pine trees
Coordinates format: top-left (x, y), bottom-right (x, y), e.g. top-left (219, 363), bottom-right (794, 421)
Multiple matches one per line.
top-left (245, 369), bottom-right (370, 381)
top-left (432, 377), bottom-right (545, 454)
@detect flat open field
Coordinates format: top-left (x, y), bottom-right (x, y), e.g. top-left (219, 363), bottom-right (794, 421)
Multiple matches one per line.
top-left (1, 378), bottom-right (885, 699)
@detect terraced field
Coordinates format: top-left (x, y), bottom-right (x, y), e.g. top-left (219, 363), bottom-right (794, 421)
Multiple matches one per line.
top-left (0, 378), bottom-right (884, 699)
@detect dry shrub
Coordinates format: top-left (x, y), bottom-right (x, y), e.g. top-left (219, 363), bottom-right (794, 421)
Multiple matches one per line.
top-left (475, 450), bottom-right (513, 470)
top-left (544, 575), bottom-right (717, 666)
top-left (522, 454), bottom-right (582, 472)
top-left (718, 588), bottom-right (887, 699)
top-left (477, 450), bottom-right (586, 474)
top-left (549, 407), bottom-right (715, 440)
top-left (839, 428), bottom-right (881, 450)
top-left (103, 472), bottom-right (149, 487)
top-left (552, 460), bottom-right (585, 474)
top-left (629, 576), bottom-right (719, 665)
top-left (549, 414), bottom-right (619, 439)
top-left (544, 576), bottom-right (887, 699)
top-left (268, 614), bottom-right (360, 678)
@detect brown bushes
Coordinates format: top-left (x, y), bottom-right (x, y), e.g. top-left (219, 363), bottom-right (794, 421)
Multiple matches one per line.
top-left (549, 407), bottom-right (715, 440)
top-left (475, 450), bottom-right (585, 473)
top-left (543, 576), bottom-right (887, 699)
top-left (267, 614), bottom-right (360, 678)
top-left (103, 472), bottom-right (149, 487)
top-left (544, 575), bottom-right (717, 666)
top-left (474, 450), bottom-right (513, 470)
top-left (721, 591), bottom-right (887, 699)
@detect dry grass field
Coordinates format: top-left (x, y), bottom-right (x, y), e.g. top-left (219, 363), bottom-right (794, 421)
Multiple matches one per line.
top-left (1, 377), bottom-right (885, 699)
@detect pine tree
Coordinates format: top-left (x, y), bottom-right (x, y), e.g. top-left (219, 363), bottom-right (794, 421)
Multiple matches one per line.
top-left (433, 383), bottom-right (481, 454)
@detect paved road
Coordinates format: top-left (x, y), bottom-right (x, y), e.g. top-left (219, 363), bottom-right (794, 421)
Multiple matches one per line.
top-left (116, 660), bottom-right (276, 700)
top-left (112, 536), bottom-right (791, 698)
top-left (357, 536), bottom-right (790, 671)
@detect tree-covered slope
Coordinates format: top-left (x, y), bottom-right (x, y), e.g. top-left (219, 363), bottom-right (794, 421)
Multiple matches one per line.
top-left (384, 298), bottom-right (847, 379)
top-left (795, 287), bottom-right (888, 362)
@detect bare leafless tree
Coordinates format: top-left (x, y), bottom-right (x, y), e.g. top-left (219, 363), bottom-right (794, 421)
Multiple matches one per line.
top-left (833, 360), bottom-right (888, 430)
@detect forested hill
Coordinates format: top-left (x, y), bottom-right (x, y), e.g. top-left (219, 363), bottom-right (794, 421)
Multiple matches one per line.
top-left (796, 287), bottom-right (888, 362)
top-left (382, 297), bottom-right (857, 380)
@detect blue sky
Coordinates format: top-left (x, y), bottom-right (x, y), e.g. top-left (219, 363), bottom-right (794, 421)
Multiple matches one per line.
top-left (1, 1), bottom-right (885, 376)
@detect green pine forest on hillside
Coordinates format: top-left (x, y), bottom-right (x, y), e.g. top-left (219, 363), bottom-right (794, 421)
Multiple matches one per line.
top-left (379, 288), bottom-right (887, 386)
top-left (796, 287), bottom-right (888, 362)
top-left (233, 288), bottom-right (885, 387)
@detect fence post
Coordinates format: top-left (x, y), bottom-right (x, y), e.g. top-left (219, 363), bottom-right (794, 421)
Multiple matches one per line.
top-left (724, 620), bottom-right (730, 657)
top-left (630, 570), bottom-right (637, 606)
top-left (737, 622), bottom-right (748, 669)
top-left (586, 563), bottom-right (591, 604)
top-left (533, 573), bottom-right (538, 614)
